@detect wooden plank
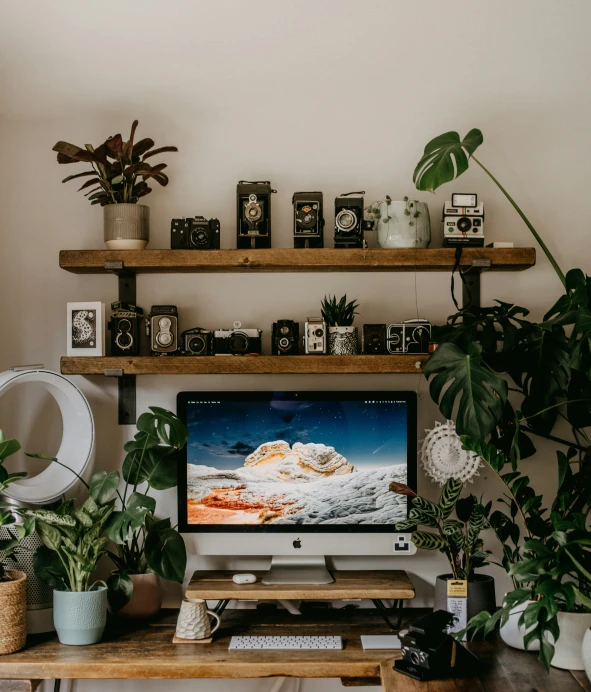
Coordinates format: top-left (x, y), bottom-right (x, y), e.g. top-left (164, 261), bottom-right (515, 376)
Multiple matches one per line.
top-left (0, 683), bottom-right (41, 692)
top-left (186, 570), bottom-right (416, 601)
top-left (572, 670), bottom-right (591, 691)
top-left (59, 248), bottom-right (536, 274)
top-left (60, 355), bottom-right (429, 376)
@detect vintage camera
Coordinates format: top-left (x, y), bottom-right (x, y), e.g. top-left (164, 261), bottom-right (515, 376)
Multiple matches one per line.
top-left (303, 318), bottom-right (327, 354)
top-left (387, 319), bottom-right (431, 354)
top-left (237, 180), bottom-right (276, 249)
top-left (272, 320), bottom-right (300, 356)
top-left (334, 191), bottom-right (373, 248)
top-left (146, 306), bottom-right (179, 356)
top-left (171, 216), bottom-right (221, 249)
top-left (108, 302), bottom-right (144, 356)
top-left (214, 321), bottom-right (263, 356)
top-left (443, 193), bottom-right (484, 247)
top-left (181, 328), bottom-right (213, 356)
top-left (363, 324), bottom-right (387, 354)
top-left (293, 192), bottom-right (324, 248)
top-left (395, 610), bottom-right (479, 681)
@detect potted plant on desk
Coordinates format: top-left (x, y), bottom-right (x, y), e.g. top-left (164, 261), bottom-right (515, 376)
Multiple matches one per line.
top-left (52, 120), bottom-right (178, 249)
top-left (321, 294), bottom-right (360, 355)
top-left (0, 432), bottom-right (34, 655)
top-left (104, 407), bottom-right (188, 618)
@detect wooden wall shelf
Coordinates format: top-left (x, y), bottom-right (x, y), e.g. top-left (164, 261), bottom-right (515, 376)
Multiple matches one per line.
top-left (59, 247), bottom-right (536, 274)
top-left (60, 355), bottom-right (429, 376)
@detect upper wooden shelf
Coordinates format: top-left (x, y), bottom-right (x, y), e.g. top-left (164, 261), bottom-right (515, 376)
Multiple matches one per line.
top-left (59, 247), bottom-right (536, 274)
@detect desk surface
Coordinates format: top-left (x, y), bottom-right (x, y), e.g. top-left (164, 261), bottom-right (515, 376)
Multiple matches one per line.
top-left (0, 609), bottom-right (588, 692)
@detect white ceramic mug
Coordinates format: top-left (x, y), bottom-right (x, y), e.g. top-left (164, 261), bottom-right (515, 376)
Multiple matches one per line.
top-left (175, 598), bottom-right (221, 640)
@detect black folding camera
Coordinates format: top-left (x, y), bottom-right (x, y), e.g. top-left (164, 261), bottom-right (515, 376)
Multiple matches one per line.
top-left (395, 610), bottom-right (478, 682)
top-left (171, 216), bottom-right (221, 249)
top-left (237, 181), bottom-right (276, 249)
top-left (146, 305), bottom-right (179, 356)
top-left (387, 319), bottom-right (432, 354)
top-left (272, 320), bottom-right (300, 355)
top-left (214, 321), bottom-right (263, 355)
top-left (108, 302), bottom-right (144, 356)
top-left (181, 328), bottom-right (213, 356)
top-left (363, 324), bottom-right (387, 354)
top-left (293, 192), bottom-right (324, 248)
top-left (334, 191), bottom-right (373, 248)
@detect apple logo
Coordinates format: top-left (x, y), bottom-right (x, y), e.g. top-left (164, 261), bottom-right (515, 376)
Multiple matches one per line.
top-left (293, 538), bottom-right (302, 549)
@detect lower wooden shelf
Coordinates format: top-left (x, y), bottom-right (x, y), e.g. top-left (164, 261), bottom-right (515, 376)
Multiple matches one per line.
top-left (60, 355), bottom-right (428, 375)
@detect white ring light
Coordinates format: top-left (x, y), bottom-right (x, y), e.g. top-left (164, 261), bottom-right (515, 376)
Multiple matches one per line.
top-left (0, 369), bottom-right (94, 504)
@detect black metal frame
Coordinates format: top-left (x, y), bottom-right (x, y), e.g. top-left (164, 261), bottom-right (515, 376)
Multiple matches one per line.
top-left (371, 598), bottom-right (405, 631)
top-left (461, 258), bottom-right (490, 311)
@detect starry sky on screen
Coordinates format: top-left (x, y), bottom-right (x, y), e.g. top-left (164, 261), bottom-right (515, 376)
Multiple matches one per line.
top-left (186, 397), bottom-right (408, 470)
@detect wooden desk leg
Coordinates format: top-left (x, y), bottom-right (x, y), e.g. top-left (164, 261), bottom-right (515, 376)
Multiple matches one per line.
top-left (0, 681), bottom-right (42, 692)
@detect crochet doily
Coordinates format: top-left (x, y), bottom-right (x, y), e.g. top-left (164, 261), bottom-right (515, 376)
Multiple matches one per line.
top-left (421, 420), bottom-right (482, 485)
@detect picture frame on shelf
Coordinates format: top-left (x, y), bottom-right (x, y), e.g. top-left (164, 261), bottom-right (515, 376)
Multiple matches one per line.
top-left (67, 302), bottom-right (105, 356)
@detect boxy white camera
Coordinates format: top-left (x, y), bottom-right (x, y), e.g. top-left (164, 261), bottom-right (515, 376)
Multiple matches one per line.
top-left (442, 193), bottom-right (484, 247)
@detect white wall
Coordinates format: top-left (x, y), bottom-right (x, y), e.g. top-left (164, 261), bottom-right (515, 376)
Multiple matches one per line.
top-left (1, 0), bottom-right (590, 690)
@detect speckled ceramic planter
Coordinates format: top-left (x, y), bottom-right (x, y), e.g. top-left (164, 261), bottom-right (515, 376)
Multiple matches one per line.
top-left (53, 586), bottom-right (107, 646)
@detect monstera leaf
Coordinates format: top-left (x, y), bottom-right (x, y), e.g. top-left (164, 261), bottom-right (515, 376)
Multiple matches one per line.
top-left (413, 129), bottom-right (483, 192)
top-left (424, 342), bottom-right (508, 439)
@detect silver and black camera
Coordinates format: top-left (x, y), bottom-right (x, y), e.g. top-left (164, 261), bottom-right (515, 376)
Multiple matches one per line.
top-left (146, 305), bottom-right (179, 356)
top-left (171, 216), bottom-right (221, 249)
top-left (387, 319), bottom-right (431, 354)
top-left (334, 191), bottom-right (373, 248)
top-left (272, 319), bottom-right (300, 355)
top-left (109, 301), bottom-right (144, 356)
top-left (181, 327), bottom-right (213, 356)
top-left (237, 181), bottom-right (276, 249)
top-left (214, 321), bottom-right (263, 356)
top-left (293, 192), bottom-right (324, 248)
top-left (442, 193), bottom-right (484, 247)
top-left (303, 318), bottom-right (327, 354)
top-left (363, 324), bottom-right (387, 354)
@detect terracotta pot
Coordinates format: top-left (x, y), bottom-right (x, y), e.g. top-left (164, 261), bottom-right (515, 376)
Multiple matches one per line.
top-left (116, 573), bottom-right (162, 619)
top-left (104, 203), bottom-right (149, 249)
top-left (0, 570), bottom-right (27, 655)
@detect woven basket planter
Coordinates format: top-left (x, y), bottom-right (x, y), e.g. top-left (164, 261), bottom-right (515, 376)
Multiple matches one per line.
top-left (0, 570), bottom-right (27, 655)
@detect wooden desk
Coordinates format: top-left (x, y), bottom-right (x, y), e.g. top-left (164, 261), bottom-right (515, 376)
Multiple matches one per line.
top-left (0, 609), bottom-right (588, 692)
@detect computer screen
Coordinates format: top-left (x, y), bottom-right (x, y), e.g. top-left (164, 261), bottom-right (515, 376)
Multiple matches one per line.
top-left (177, 391), bottom-right (417, 533)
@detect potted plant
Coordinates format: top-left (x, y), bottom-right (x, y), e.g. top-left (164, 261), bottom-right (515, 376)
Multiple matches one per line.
top-left (24, 469), bottom-right (119, 646)
top-left (52, 120), bottom-right (178, 249)
top-left (394, 478), bottom-right (496, 623)
top-left (366, 196), bottom-right (431, 248)
top-left (104, 407), bottom-right (188, 618)
top-left (0, 432), bottom-right (33, 655)
top-left (411, 127), bottom-right (591, 670)
top-left (321, 294), bottom-right (360, 355)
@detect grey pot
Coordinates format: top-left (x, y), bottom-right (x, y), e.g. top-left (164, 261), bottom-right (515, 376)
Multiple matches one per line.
top-left (53, 586), bottom-right (107, 646)
top-left (328, 326), bottom-right (358, 355)
top-left (104, 203), bottom-right (149, 249)
top-left (434, 574), bottom-right (496, 622)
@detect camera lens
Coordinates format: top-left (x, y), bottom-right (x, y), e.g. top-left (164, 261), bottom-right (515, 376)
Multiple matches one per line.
top-left (228, 331), bottom-right (248, 354)
top-left (370, 334), bottom-right (380, 344)
top-left (190, 228), bottom-right (209, 247)
top-left (115, 331), bottom-right (133, 350)
top-left (336, 209), bottom-right (357, 233)
top-left (457, 216), bottom-right (472, 233)
top-left (280, 326), bottom-right (290, 335)
top-left (314, 329), bottom-right (324, 337)
top-left (410, 651), bottom-right (421, 666)
top-left (279, 337), bottom-right (290, 350)
top-left (188, 336), bottom-right (206, 354)
top-left (156, 331), bottom-right (173, 347)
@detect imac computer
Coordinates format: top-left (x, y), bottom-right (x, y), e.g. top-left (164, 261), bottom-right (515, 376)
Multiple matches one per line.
top-left (177, 390), bottom-right (417, 584)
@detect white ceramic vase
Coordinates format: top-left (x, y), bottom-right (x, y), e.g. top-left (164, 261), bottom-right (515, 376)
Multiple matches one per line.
top-left (175, 598), bottom-right (221, 640)
top-left (581, 627), bottom-right (591, 680)
top-left (551, 612), bottom-right (591, 670)
top-left (376, 200), bottom-right (431, 249)
top-left (499, 600), bottom-right (540, 651)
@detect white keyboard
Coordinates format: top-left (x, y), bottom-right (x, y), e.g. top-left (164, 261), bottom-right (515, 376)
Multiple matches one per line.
top-left (229, 635), bottom-right (342, 650)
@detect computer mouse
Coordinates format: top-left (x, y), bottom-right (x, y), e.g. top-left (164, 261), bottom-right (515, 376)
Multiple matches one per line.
top-left (232, 573), bottom-right (257, 584)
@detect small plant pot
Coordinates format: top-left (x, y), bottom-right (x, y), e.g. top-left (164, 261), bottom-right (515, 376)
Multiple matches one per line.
top-left (376, 200), bottom-right (431, 249)
top-left (550, 611), bottom-right (591, 670)
top-left (499, 598), bottom-right (540, 651)
top-left (433, 574), bottom-right (496, 623)
top-left (104, 203), bottom-right (149, 250)
top-left (115, 573), bottom-right (162, 619)
top-left (53, 586), bottom-right (107, 646)
top-left (0, 570), bottom-right (27, 655)
top-left (328, 326), bottom-right (358, 355)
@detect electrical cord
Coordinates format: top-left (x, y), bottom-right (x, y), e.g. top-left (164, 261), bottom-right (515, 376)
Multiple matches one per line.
top-left (450, 247), bottom-right (472, 311)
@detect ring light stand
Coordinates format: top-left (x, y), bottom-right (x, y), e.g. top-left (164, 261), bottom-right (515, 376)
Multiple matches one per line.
top-left (0, 367), bottom-right (95, 632)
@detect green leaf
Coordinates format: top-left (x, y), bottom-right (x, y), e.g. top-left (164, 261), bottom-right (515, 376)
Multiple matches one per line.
top-left (413, 129), bottom-right (483, 192)
top-left (33, 545), bottom-right (67, 590)
top-left (122, 446), bottom-right (178, 490)
top-left (106, 572), bottom-right (133, 611)
top-left (89, 470), bottom-right (120, 505)
top-left (424, 342), bottom-right (508, 439)
top-left (411, 530), bottom-right (447, 550)
top-left (408, 507), bottom-right (438, 528)
top-left (36, 521), bottom-right (62, 552)
top-left (394, 518), bottom-right (416, 532)
top-left (24, 508), bottom-right (76, 527)
top-left (144, 527), bottom-right (186, 583)
top-left (411, 496), bottom-right (442, 519)
top-left (439, 478), bottom-right (463, 519)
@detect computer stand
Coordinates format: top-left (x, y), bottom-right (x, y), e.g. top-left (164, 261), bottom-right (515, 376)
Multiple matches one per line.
top-left (262, 555), bottom-right (334, 585)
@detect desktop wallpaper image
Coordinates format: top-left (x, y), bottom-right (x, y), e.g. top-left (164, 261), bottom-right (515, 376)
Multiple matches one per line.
top-left (185, 398), bottom-right (409, 525)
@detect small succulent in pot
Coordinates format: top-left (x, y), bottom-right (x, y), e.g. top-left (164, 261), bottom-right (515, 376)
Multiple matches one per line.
top-left (321, 295), bottom-right (360, 355)
top-left (52, 120), bottom-right (178, 206)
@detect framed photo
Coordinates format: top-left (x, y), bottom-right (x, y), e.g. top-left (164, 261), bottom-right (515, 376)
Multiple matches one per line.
top-left (67, 302), bottom-right (105, 356)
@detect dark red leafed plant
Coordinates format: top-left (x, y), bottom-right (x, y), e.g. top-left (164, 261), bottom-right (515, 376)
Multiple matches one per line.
top-left (52, 120), bottom-right (178, 206)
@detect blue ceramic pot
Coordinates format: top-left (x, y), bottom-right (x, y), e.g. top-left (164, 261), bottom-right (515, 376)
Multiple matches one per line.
top-left (53, 586), bottom-right (107, 645)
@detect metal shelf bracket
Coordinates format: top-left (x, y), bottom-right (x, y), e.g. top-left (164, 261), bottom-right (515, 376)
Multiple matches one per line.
top-left (462, 259), bottom-right (491, 310)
